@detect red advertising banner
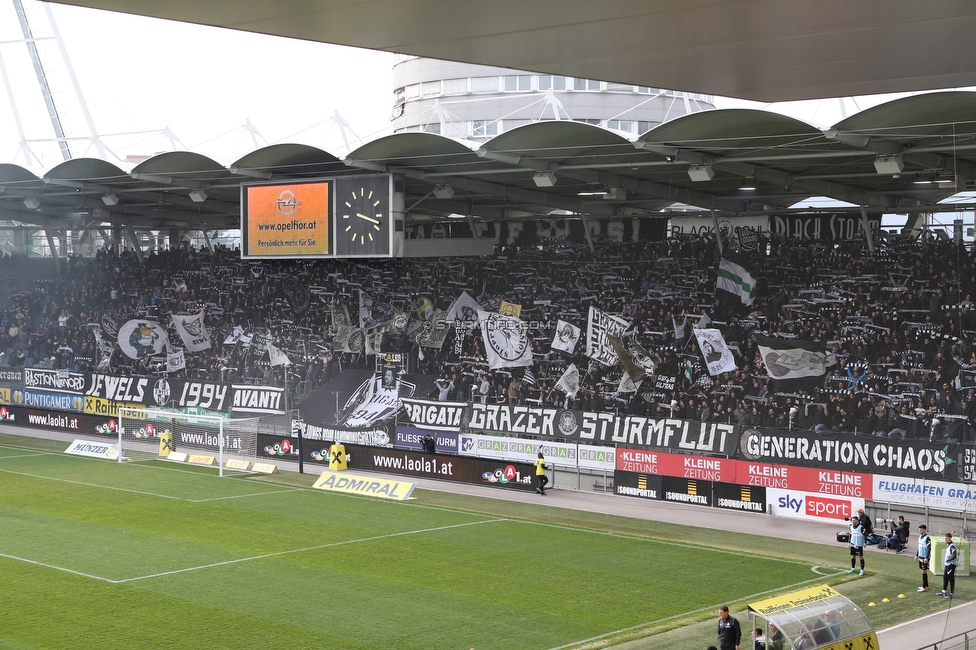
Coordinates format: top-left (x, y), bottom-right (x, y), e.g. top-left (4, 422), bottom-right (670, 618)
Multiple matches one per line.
top-left (616, 449), bottom-right (872, 499)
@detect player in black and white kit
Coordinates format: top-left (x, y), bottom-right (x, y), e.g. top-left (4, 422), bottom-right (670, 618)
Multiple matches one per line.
top-left (937, 533), bottom-right (958, 598)
top-left (847, 515), bottom-right (866, 576)
top-left (915, 524), bottom-right (932, 592)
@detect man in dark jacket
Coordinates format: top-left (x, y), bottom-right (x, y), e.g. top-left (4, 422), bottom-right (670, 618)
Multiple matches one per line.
top-left (717, 605), bottom-right (741, 650)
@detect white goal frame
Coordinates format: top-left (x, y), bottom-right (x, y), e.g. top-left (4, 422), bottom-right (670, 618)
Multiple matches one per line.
top-left (117, 406), bottom-right (259, 477)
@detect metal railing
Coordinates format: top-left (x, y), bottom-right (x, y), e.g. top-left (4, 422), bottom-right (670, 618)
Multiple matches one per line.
top-left (917, 628), bottom-right (976, 650)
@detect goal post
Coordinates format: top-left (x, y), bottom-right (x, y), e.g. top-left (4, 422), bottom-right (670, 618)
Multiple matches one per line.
top-left (117, 407), bottom-right (260, 477)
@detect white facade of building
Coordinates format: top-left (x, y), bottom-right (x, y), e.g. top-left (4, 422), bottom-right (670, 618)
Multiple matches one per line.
top-left (391, 55), bottom-right (715, 140)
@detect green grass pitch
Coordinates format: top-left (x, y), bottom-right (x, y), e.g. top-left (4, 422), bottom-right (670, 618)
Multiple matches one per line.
top-left (0, 434), bottom-right (950, 649)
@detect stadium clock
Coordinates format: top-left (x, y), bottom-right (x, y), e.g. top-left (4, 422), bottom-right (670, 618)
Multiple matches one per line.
top-left (334, 175), bottom-right (392, 257)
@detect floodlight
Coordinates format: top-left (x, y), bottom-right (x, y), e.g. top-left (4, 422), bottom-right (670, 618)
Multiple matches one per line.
top-left (532, 171), bottom-right (557, 187)
top-left (874, 155), bottom-right (904, 175)
top-left (687, 164), bottom-right (715, 182)
top-left (433, 184), bottom-right (454, 199)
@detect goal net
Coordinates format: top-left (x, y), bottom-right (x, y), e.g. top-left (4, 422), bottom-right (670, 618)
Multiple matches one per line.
top-left (117, 407), bottom-right (260, 477)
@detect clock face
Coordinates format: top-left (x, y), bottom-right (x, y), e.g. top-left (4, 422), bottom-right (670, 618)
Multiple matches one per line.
top-left (335, 175), bottom-right (391, 257)
top-left (484, 313), bottom-right (528, 361)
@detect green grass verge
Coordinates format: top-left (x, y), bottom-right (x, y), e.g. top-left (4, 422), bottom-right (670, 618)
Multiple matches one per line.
top-left (0, 433), bottom-right (964, 649)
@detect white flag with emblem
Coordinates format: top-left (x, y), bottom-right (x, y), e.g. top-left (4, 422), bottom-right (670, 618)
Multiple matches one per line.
top-left (268, 343), bottom-right (292, 367)
top-left (693, 328), bottom-right (737, 376)
top-left (551, 320), bottom-right (581, 354)
top-left (171, 311), bottom-right (212, 352)
top-left (477, 310), bottom-right (533, 369)
top-left (165, 350), bottom-right (186, 372)
top-left (554, 363), bottom-right (581, 399)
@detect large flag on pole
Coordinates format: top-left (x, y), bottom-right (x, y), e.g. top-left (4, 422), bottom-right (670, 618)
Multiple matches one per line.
top-left (607, 334), bottom-right (659, 383)
top-left (716, 250), bottom-right (757, 306)
top-left (754, 334), bottom-right (836, 390)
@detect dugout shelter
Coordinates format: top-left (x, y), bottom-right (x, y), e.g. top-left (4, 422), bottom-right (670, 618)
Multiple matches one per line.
top-left (748, 585), bottom-right (879, 650)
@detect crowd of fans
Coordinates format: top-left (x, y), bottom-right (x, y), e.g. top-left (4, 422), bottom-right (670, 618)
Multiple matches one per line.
top-left (1, 227), bottom-right (975, 442)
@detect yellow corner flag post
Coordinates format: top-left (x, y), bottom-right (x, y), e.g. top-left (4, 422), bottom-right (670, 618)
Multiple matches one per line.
top-left (329, 442), bottom-right (347, 471)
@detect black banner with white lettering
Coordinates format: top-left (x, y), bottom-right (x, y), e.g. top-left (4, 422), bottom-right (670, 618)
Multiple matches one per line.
top-left (737, 428), bottom-right (959, 481)
top-left (23, 368), bottom-right (86, 393)
top-left (767, 213), bottom-right (881, 241)
top-left (231, 385), bottom-right (285, 415)
top-left (465, 402), bottom-right (738, 454)
top-left (83, 373), bottom-right (232, 412)
top-left (400, 398), bottom-right (467, 432)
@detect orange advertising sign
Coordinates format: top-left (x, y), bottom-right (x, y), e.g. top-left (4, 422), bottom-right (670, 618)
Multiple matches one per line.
top-left (243, 181), bottom-right (331, 257)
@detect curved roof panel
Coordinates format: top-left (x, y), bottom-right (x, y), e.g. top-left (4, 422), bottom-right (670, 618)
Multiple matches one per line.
top-left (44, 158), bottom-right (128, 182)
top-left (131, 151), bottom-right (233, 179)
top-left (642, 109), bottom-right (824, 152)
top-left (835, 91), bottom-right (976, 137)
top-left (0, 163), bottom-right (40, 184)
top-left (348, 133), bottom-right (480, 169)
top-left (231, 144), bottom-right (345, 178)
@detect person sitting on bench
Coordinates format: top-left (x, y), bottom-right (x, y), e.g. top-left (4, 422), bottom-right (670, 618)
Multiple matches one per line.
top-left (886, 516), bottom-right (910, 552)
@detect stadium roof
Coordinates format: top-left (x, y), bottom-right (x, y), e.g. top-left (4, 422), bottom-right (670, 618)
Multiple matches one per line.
top-left (2, 92), bottom-right (976, 231)
top-left (52, 0), bottom-right (976, 104)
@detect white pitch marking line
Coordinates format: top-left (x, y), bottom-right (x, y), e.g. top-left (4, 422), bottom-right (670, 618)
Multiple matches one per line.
top-left (525, 519), bottom-right (818, 571)
top-left (0, 466), bottom-right (297, 502)
top-left (113, 518), bottom-right (503, 584)
top-left (0, 467), bottom-right (186, 500)
top-left (0, 452), bottom-right (52, 460)
top-left (187, 488), bottom-right (304, 502)
top-left (0, 552), bottom-right (117, 583)
top-left (546, 573), bottom-right (848, 650)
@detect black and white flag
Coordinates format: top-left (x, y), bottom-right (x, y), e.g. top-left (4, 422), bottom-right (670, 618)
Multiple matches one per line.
top-left (586, 306), bottom-right (628, 366)
top-left (478, 310), bottom-right (533, 369)
top-left (165, 350), bottom-right (186, 372)
top-left (693, 328), bottom-right (736, 376)
top-left (672, 315), bottom-right (691, 345)
top-left (172, 310), bottom-right (212, 352)
top-left (554, 363), bottom-right (581, 399)
top-left (754, 334), bottom-right (836, 391)
top-left (607, 335), bottom-right (659, 383)
top-left (551, 319), bottom-right (581, 354)
top-left (445, 291), bottom-right (482, 336)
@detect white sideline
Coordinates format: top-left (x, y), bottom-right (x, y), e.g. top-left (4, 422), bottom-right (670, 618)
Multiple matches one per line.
top-left (0, 467), bottom-right (186, 500)
top-left (187, 488), bottom-right (304, 502)
top-left (0, 466), bottom-right (297, 502)
top-left (0, 518), bottom-right (503, 584)
top-left (546, 570), bottom-right (849, 650)
top-left (0, 552), bottom-right (118, 583)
